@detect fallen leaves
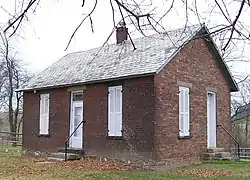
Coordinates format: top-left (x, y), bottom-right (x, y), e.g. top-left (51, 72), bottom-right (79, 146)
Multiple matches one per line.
top-left (176, 169), bottom-right (233, 177)
top-left (50, 157), bottom-right (132, 172)
top-left (0, 151), bottom-right (240, 180)
top-left (21, 155), bottom-right (46, 162)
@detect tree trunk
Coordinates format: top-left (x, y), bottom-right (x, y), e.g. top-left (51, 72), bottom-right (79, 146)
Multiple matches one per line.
top-left (17, 116), bottom-right (23, 135)
top-left (7, 51), bottom-right (16, 146)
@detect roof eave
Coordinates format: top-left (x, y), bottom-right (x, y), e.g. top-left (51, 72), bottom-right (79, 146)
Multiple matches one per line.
top-left (17, 72), bottom-right (156, 92)
top-left (231, 116), bottom-right (250, 122)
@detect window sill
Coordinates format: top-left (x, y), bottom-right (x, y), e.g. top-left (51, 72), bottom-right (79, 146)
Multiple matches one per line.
top-left (106, 136), bottom-right (124, 140)
top-left (178, 135), bottom-right (192, 140)
top-left (37, 134), bottom-right (50, 137)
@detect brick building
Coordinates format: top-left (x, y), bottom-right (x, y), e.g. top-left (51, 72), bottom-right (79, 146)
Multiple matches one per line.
top-left (19, 24), bottom-right (238, 163)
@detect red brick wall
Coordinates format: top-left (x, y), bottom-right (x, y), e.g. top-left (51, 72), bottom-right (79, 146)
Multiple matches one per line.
top-left (23, 76), bottom-right (155, 160)
top-left (84, 76), bottom-right (155, 160)
top-left (23, 88), bottom-right (70, 153)
top-left (154, 37), bottom-right (232, 160)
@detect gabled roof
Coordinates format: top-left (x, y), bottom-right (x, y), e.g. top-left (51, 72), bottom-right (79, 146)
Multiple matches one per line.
top-left (232, 103), bottom-right (250, 121)
top-left (19, 24), bottom-right (238, 92)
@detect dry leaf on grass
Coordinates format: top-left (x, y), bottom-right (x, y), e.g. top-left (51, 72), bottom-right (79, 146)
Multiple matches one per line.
top-left (22, 156), bottom-right (46, 162)
top-left (176, 169), bottom-right (233, 177)
top-left (50, 158), bottom-right (131, 171)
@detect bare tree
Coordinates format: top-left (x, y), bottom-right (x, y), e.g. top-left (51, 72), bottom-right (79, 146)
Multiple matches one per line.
top-left (0, 32), bottom-right (31, 145)
top-left (0, 0), bottom-right (249, 52)
top-left (232, 77), bottom-right (250, 147)
top-left (233, 116), bottom-right (250, 148)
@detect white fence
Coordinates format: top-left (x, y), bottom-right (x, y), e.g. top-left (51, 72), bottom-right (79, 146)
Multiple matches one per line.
top-left (232, 148), bottom-right (250, 159)
top-left (0, 131), bottom-right (22, 146)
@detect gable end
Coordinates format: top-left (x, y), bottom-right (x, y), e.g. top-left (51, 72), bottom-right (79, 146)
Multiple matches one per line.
top-left (200, 27), bottom-right (238, 92)
top-left (156, 26), bottom-right (238, 92)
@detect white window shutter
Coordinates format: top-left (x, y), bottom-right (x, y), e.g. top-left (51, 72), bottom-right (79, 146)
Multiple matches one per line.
top-left (39, 94), bottom-right (50, 135)
top-left (39, 95), bottom-right (44, 134)
top-left (108, 87), bottom-right (115, 136)
top-left (179, 87), bottom-right (190, 137)
top-left (184, 88), bottom-right (190, 136)
top-left (108, 86), bottom-right (123, 137)
top-left (179, 88), bottom-right (185, 137)
top-left (115, 86), bottom-right (122, 136)
top-left (44, 94), bottom-right (50, 134)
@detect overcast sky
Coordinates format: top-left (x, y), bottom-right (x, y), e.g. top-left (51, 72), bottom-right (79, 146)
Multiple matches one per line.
top-left (1, 0), bottom-right (250, 78)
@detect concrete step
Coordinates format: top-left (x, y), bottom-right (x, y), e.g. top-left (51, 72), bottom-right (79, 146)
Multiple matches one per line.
top-left (48, 152), bottom-right (81, 161)
top-left (202, 153), bottom-right (216, 160)
top-left (47, 157), bottom-right (65, 162)
top-left (57, 147), bottom-right (84, 155)
top-left (214, 152), bottom-right (231, 159)
top-left (207, 148), bottom-right (225, 153)
top-left (202, 152), bottom-right (232, 161)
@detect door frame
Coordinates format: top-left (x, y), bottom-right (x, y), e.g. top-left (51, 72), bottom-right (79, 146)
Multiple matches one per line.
top-left (69, 91), bottom-right (83, 148)
top-left (207, 91), bottom-right (217, 148)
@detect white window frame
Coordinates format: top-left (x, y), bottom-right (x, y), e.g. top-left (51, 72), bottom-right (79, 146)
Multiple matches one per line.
top-left (179, 86), bottom-right (190, 137)
top-left (39, 93), bottom-right (50, 135)
top-left (108, 85), bottom-right (123, 137)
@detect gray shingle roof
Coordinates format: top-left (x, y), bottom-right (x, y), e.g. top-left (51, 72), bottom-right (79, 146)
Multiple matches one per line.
top-left (21, 24), bottom-right (202, 91)
top-left (232, 104), bottom-right (250, 121)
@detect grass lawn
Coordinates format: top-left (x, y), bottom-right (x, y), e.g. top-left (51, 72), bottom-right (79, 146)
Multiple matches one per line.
top-left (1, 147), bottom-right (250, 179)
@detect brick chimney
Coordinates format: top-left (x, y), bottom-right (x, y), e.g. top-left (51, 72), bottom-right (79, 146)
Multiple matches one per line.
top-left (116, 22), bottom-right (128, 44)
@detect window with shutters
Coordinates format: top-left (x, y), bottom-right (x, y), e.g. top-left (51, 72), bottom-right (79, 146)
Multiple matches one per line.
top-left (39, 93), bottom-right (50, 135)
top-left (108, 85), bottom-right (122, 137)
top-left (179, 86), bottom-right (190, 137)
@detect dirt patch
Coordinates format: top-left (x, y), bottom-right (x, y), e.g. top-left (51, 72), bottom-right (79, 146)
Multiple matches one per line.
top-left (175, 169), bottom-right (233, 177)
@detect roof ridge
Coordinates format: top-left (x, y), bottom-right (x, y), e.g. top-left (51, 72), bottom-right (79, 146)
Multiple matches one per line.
top-left (62, 24), bottom-right (204, 57)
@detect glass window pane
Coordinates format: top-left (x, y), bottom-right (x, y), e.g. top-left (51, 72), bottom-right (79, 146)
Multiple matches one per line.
top-left (74, 116), bottom-right (81, 137)
top-left (74, 107), bottom-right (81, 116)
top-left (73, 92), bottom-right (83, 101)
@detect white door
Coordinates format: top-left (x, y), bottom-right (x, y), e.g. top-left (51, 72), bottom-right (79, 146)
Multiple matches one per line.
top-left (207, 92), bottom-right (216, 148)
top-left (69, 92), bottom-right (83, 148)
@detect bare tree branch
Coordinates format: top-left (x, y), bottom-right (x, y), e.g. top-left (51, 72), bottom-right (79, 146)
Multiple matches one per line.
top-left (237, 75), bottom-right (250, 84)
top-left (110, 0), bottom-right (116, 28)
top-left (1, 0), bottom-right (249, 55)
top-left (82, 0), bottom-right (85, 7)
top-left (65, 0), bottom-right (98, 50)
top-left (223, 0), bottom-right (246, 51)
top-left (4, 0), bottom-right (38, 36)
top-left (156, 0), bottom-right (174, 24)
